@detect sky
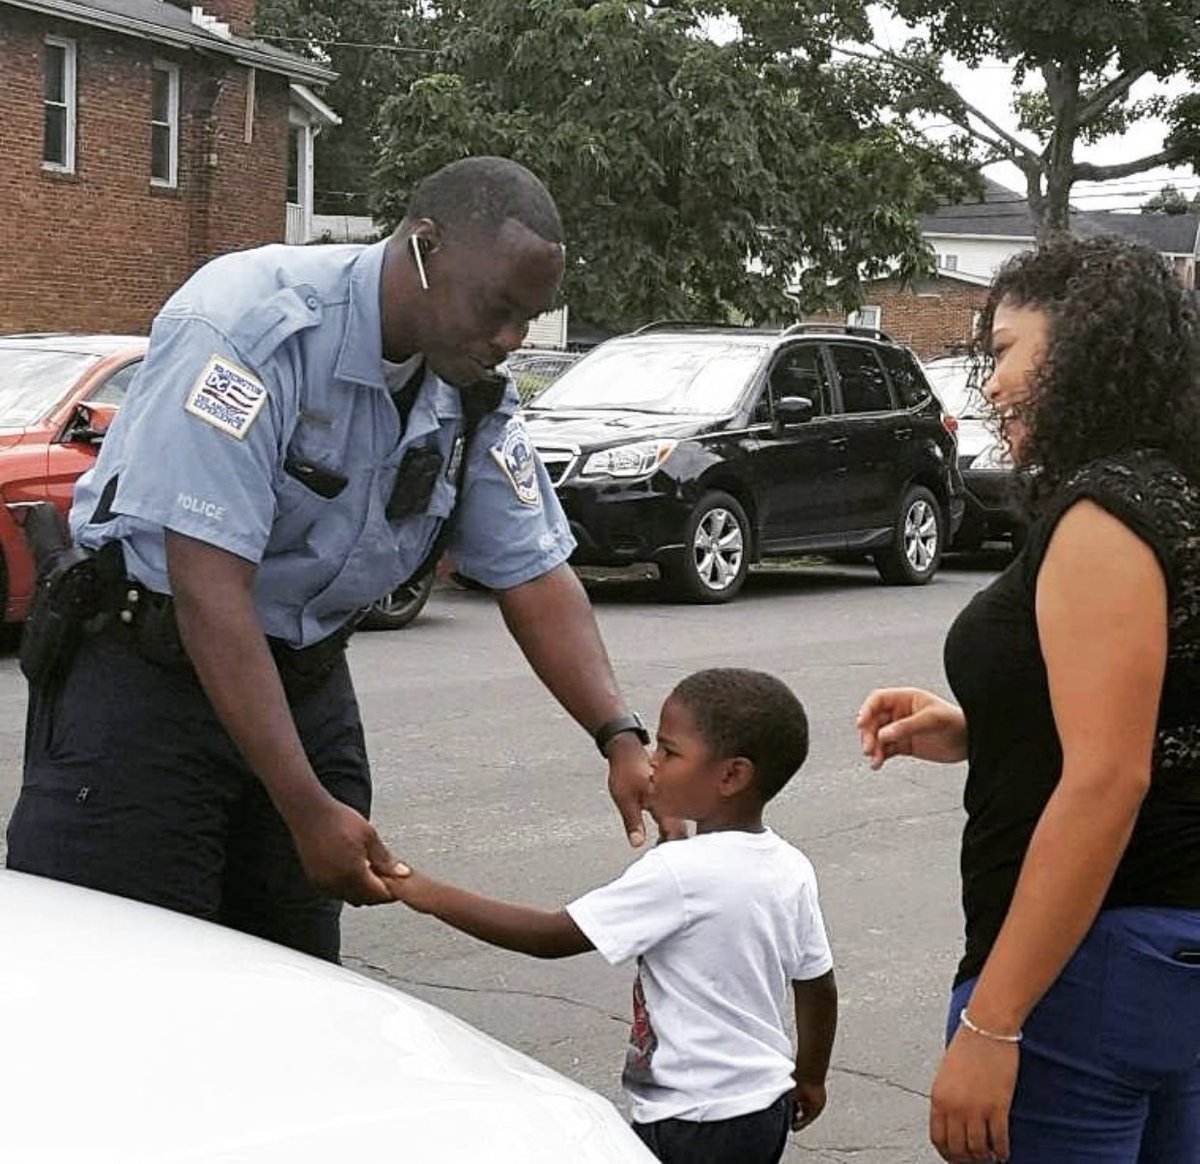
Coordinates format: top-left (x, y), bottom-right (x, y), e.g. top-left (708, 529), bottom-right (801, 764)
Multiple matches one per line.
top-left (864, 8), bottom-right (1198, 212)
top-left (707, 7), bottom-right (1198, 213)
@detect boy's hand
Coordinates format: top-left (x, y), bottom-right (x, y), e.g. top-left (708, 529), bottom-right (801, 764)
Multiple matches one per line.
top-left (380, 861), bottom-right (436, 911)
top-left (791, 1081), bottom-right (827, 1131)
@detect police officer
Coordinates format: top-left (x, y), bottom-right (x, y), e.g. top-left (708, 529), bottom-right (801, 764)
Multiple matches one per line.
top-left (5, 157), bottom-right (657, 962)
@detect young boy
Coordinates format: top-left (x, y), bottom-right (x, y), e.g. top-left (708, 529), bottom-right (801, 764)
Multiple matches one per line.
top-left (387, 668), bottom-right (838, 1164)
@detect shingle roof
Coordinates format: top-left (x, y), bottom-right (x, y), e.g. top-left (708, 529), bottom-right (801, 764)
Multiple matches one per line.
top-left (923, 177), bottom-right (1200, 255)
top-left (1075, 210), bottom-right (1199, 254)
top-left (2, 0), bottom-right (335, 83)
top-left (922, 178), bottom-right (1040, 238)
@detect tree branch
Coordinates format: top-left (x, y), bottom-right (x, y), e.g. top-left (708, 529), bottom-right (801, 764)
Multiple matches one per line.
top-left (1073, 147), bottom-right (1187, 182)
top-left (832, 43), bottom-right (1043, 167)
top-left (1075, 67), bottom-right (1148, 128)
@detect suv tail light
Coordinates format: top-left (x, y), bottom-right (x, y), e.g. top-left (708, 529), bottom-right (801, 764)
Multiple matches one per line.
top-left (941, 413), bottom-right (959, 436)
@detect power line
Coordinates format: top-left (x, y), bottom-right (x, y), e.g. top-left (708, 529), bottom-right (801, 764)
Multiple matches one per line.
top-left (258, 34), bottom-right (437, 54)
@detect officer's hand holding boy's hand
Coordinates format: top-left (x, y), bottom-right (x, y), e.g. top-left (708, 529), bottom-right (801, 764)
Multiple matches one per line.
top-left (290, 796), bottom-right (401, 906)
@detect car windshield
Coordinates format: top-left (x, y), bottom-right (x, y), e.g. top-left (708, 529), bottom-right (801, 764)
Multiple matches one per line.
top-left (923, 360), bottom-right (989, 420)
top-left (0, 349), bottom-right (98, 428)
top-left (529, 339), bottom-right (769, 414)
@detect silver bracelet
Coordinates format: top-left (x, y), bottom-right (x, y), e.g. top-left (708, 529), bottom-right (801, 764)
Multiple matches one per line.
top-left (959, 1007), bottom-right (1023, 1044)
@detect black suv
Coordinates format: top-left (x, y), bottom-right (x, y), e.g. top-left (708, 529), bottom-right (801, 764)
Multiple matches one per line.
top-left (523, 323), bottom-right (965, 602)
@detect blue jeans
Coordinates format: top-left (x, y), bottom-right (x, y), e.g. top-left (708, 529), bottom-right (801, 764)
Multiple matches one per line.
top-left (949, 908), bottom-right (1200, 1162)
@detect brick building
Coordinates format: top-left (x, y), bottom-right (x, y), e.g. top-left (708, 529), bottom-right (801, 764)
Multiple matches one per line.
top-left (807, 270), bottom-right (991, 361)
top-left (0, 0), bottom-right (337, 333)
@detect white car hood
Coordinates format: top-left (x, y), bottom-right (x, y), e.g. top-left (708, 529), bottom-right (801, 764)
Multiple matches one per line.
top-left (0, 871), bottom-right (652, 1164)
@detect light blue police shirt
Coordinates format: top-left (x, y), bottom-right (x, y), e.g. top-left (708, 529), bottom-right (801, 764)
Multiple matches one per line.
top-left (70, 241), bottom-right (576, 648)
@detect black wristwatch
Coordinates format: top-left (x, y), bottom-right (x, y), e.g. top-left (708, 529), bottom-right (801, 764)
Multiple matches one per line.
top-left (594, 711), bottom-right (650, 756)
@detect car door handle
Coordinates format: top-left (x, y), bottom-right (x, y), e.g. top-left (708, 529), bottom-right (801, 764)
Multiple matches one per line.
top-left (894, 427), bottom-right (913, 441)
top-left (827, 436), bottom-right (849, 450)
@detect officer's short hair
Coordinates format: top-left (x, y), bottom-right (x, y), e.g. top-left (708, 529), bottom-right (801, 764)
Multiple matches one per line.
top-left (407, 157), bottom-right (563, 245)
top-left (670, 669), bottom-right (809, 804)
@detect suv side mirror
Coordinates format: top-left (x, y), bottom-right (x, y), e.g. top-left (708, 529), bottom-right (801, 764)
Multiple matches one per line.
top-left (63, 401), bottom-right (118, 446)
top-left (774, 395), bottom-right (815, 430)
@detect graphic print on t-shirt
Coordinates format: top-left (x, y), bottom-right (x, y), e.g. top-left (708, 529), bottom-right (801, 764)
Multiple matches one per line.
top-left (622, 958), bottom-right (659, 1087)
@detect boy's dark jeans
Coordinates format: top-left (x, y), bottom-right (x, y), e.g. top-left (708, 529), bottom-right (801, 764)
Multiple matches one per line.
top-left (632, 1092), bottom-right (793, 1164)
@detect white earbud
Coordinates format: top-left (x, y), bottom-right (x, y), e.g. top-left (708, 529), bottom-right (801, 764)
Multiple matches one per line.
top-left (409, 234), bottom-right (430, 292)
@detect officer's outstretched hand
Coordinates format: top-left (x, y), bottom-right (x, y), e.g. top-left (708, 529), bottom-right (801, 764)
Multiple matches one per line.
top-left (606, 735), bottom-right (687, 847)
top-left (291, 797), bottom-right (400, 906)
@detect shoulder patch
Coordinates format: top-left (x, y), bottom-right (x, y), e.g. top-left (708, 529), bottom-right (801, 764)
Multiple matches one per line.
top-left (184, 354), bottom-right (268, 440)
top-left (490, 419), bottom-right (541, 507)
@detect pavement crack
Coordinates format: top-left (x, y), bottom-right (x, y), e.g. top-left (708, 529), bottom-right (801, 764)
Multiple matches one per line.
top-left (343, 954), bottom-right (628, 1024)
top-left (832, 1063), bottom-right (930, 1100)
top-left (801, 807), bottom-right (960, 845)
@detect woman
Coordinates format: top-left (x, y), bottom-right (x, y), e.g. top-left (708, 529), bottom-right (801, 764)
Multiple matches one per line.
top-left (859, 235), bottom-right (1200, 1163)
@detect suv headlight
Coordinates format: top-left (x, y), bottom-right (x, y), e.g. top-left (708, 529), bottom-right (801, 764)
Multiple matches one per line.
top-left (580, 440), bottom-right (678, 478)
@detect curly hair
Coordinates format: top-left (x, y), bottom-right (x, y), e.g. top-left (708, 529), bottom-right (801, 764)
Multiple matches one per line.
top-left (974, 234), bottom-right (1200, 510)
top-left (670, 669), bottom-right (808, 804)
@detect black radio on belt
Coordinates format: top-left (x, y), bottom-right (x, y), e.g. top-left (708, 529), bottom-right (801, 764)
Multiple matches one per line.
top-left (386, 444), bottom-right (444, 520)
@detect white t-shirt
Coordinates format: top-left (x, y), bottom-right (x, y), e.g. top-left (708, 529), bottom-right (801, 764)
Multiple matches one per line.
top-left (566, 828), bottom-right (833, 1124)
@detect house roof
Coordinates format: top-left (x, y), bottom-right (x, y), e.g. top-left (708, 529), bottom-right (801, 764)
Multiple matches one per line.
top-left (1075, 210), bottom-right (1200, 255)
top-left (922, 178), bottom-right (1040, 239)
top-left (924, 177), bottom-right (1200, 255)
top-left (3, 0), bottom-right (336, 84)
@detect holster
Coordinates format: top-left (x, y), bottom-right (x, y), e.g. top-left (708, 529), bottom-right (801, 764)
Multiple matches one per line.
top-left (17, 504), bottom-right (112, 687)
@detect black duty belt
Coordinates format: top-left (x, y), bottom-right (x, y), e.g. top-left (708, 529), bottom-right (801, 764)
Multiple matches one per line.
top-left (95, 579), bottom-right (358, 703)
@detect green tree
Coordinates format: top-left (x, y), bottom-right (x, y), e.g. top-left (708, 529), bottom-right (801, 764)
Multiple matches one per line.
top-left (1141, 182), bottom-right (1200, 214)
top-left (255, 0), bottom-right (428, 216)
top-left (852, 0), bottom-right (1200, 239)
top-left (367, 1), bottom-right (972, 331)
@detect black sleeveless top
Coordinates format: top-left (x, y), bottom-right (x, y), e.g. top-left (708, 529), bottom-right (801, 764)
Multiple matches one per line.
top-left (945, 449), bottom-right (1200, 986)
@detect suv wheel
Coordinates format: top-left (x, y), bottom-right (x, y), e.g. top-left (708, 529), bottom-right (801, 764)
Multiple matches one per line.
top-left (663, 491), bottom-right (750, 603)
top-left (360, 569), bottom-right (435, 631)
top-left (874, 486), bottom-right (943, 586)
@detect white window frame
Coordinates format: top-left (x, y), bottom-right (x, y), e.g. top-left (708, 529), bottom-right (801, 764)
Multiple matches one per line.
top-left (42, 36), bottom-right (77, 174)
top-left (150, 59), bottom-right (180, 188)
top-left (938, 252), bottom-right (959, 272)
top-left (848, 305), bottom-right (882, 331)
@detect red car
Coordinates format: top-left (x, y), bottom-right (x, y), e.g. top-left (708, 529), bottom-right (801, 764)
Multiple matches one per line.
top-left (0, 334), bottom-right (146, 622)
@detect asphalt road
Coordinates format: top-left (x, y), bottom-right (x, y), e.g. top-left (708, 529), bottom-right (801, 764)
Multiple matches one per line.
top-left (0, 553), bottom-right (1006, 1164)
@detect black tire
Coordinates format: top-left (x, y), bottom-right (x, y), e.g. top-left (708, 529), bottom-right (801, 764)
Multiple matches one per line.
top-left (873, 486), bottom-right (944, 586)
top-left (661, 491), bottom-right (751, 603)
top-left (360, 569), bottom-right (435, 631)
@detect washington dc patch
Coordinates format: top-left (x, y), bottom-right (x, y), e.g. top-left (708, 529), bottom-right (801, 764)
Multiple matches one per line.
top-left (490, 419), bottom-right (540, 507)
top-left (184, 355), bottom-right (268, 440)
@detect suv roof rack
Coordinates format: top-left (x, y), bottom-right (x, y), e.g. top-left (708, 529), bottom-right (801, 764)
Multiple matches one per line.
top-left (628, 320), bottom-right (773, 335)
top-left (779, 322), bottom-right (894, 342)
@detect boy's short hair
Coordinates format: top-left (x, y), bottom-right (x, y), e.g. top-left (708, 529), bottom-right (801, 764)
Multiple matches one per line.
top-left (670, 669), bottom-right (809, 803)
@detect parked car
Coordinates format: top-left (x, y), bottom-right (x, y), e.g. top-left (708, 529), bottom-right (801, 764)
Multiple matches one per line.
top-left (0, 334), bottom-right (430, 631)
top-left (0, 869), bottom-right (653, 1163)
top-left (506, 347), bottom-right (582, 403)
top-left (523, 323), bottom-right (965, 602)
top-left (922, 355), bottom-right (1025, 550)
top-left (0, 333), bottom-right (146, 622)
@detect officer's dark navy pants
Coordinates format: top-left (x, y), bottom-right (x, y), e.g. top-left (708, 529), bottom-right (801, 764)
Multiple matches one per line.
top-left (632, 1092), bottom-right (793, 1164)
top-left (949, 907), bottom-right (1200, 1162)
top-left (5, 633), bottom-right (371, 962)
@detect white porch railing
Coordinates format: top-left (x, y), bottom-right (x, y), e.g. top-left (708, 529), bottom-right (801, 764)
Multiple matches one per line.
top-left (285, 202), bottom-right (305, 244)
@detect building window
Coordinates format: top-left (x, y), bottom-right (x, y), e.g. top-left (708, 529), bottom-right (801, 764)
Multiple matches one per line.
top-left (151, 61), bottom-right (180, 187)
top-left (848, 306), bottom-right (882, 331)
top-left (43, 37), bottom-right (77, 172)
top-left (938, 253), bottom-right (959, 272)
